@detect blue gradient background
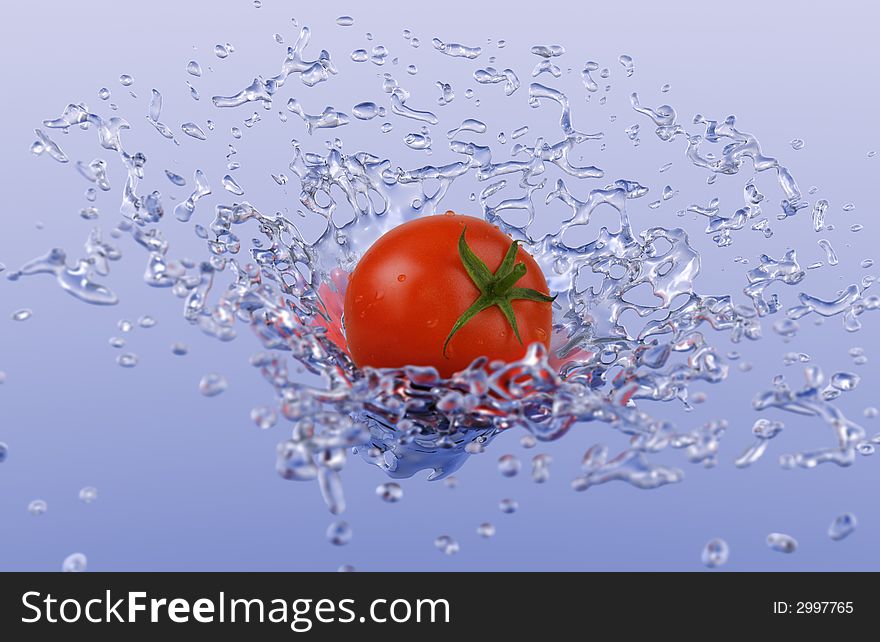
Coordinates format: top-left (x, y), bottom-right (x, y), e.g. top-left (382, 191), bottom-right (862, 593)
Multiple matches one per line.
top-left (1, 0), bottom-right (878, 571)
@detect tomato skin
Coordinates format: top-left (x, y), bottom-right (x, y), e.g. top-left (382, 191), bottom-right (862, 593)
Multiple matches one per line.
top-left (343, 212), bottom-right (552, 378)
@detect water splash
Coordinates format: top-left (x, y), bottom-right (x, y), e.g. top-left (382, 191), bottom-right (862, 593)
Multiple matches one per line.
top-left (16, 22), bottom-right (877, 536)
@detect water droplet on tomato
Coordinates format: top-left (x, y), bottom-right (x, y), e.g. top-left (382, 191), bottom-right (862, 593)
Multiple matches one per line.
top-left (426, 318), bottom-right (438, 328)
top-left (444, 210), bottom-right (455, 216)
top-left (397, 274), bottom-right (407, 282)
top-left (535, 328), bottom-right (547, 341)
top-left (354, 295), bottom-right (364, 303)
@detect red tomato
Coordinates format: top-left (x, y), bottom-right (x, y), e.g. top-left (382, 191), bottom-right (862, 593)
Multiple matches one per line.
top-left (343, 212), bottom-right (554, 378)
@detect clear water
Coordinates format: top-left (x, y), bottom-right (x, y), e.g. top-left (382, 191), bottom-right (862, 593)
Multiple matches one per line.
top-left (14, 19), bottom-right (878, 553)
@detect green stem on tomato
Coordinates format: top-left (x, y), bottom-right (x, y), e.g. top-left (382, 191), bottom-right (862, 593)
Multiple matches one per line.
top-left (443, 228), bottom-right (555, 357)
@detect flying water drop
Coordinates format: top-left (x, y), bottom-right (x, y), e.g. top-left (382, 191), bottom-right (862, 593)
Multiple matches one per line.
top-left (11, 308), bottom-right (32, 321)
top-left (766, 532), bottom-right (798, 554)
top-left (497, 454), bottom-right (521, 477)
top-left (164, 170), bottom-right (186, 186)
top-left (376, 482), bottom-right (403, 503)
top-left (327, 520), bottom-right (352, 545)
top-left (433, 535), bottom-right (459, 555)
top-left (222, 174), bottom-right (245, 195)
top-left (499, 498), bottom-right (518, 514)
top-left (116, 353), bottom-right (138, 368)
top-left (432, 38), bottom-right (482, 59)
top-left (701, 538), bottom-right (729, 568)
top-left (251, 406), bottom-right (278, 429)
top-left (199, 373), bottom-right (228, 397)
top-left (62, 553), bottom-right (88, 573)
top-left (828, 513), bottom-right (857, 541)
top-left (181, 122), bottom-right (207, 140)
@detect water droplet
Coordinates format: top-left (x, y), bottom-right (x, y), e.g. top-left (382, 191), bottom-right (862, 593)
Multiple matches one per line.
top-left (531, 453), bottom-right (552, 483)
top-left (62, 553), bottom-right (87, 573)
top-left (497, 454), bottom-right (521, 477)
top-left (119, 74), bottom-right (133, 87)
top-left (376, 482), bottom-right (403, 502)
top-left (828, 513), bottom-right (857, 541)
top-left (499, 498), bottom-right (518, 514)
top-left (701, 538), bottom-right (730, 568)
top-left (773, 318), bottom-right (799, 338)
top-left (11, 308), bottom-right (32, 321)
top-left (326, 520), bottom-right (352, 545)
top-left (79, 486), bottom-right (98, 503)
top-left (116, 353), bottom-right (139, 368)
top-left (137, 315), bottom-right (157, 328)
top-left (0, 442), bottom-right (7, 463)
top-left (818, 239), bottom-right (838, 266)
top-left (199, 373), bottom-right (228, 397)
top-left (98, 87), bottom-right (110, 100)
top-left (477, 523), bottom-right (496, 538)
top-left (336, 15), bottom-right (354, 26)
top-left (164, 170), bottom-right (186, 186)
top-left (214, 44), bottom-right (229, 59)
top-left (520, 434), bottom-right (536, 449)
top-left (404, 132), bottom-right (431, 150)
top-left (433, 535), bottom-right (459, 555)
top-left (181, 122), bottom-right (208, 140)
top-left (790, 138), bottom-right (805, 150)
top-left (171, 342), bottom-right (189, 356)
top-left (186, 60), bottom-right (202, 77)
top-left (108, 336), bottom-right (125, 348)
top-left (222, 174), bottom-right (245, 195)
top-left (118, 319), bottom-right (133, 332)
top-left (251, 406), bottom-right (278, 429)
top-left (767, 532), bottom-right (798, 553)
top-left (28, 499), bottom-right (47, 515)
top-left (352, 102), bottom-right (382, 120)
top-left (830, 372), bottom-right (860, 391)
top-left (350, 49), bottom-right (368, 62)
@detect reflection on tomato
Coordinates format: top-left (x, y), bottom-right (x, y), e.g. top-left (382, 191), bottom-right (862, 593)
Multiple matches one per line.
top-left (343, 212), bottom-right (554, 378)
